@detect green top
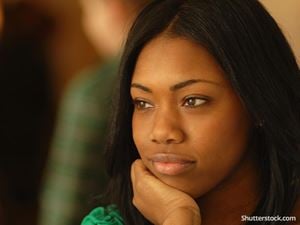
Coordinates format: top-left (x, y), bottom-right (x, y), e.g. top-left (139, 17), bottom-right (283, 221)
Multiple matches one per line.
top-left (81, 205), bottom-right (124, 225)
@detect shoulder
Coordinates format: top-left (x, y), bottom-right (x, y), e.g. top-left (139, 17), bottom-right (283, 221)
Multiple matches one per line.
top-left (81, 205), bottom-right (124, 225)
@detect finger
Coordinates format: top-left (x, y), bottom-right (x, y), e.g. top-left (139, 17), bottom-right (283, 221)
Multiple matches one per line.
top-left (131, 159), bottom-right (150, 183)
top-left (131, 159), bottom-right (148, 191)
top-left (131, 160), bottom-right (139, 197)
top-left (131, 159), bottom-right (156, 197)
top-left (130, 160), bottom-right (137, 184)
top-left (131, 160), bottom-right (153, 211)
top-left (133, 160), bottom-right (167, 195)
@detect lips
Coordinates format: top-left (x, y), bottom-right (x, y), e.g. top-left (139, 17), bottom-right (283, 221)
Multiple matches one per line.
top-left (148, 153), bottom-right (196, 176)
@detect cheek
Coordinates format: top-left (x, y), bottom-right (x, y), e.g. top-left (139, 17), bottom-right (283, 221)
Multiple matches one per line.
top-left (187, 92), bottom-right (250, 152)
top-left (132, 113), bottom-right (150, 156)
top-left (179, 105), bottom-right (251, 196)
top-left (187, 100), bottom-right (250, 168)
top-left (132, 112), bottom-right (161, 172)
top-left (192, 112), bottom-right (249, 151)
top-left (131, 98), bottom-right (252, 198)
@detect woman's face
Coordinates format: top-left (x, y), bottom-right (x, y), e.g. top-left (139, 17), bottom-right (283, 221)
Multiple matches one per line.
top-left (131, 35), bottom-right (252, 198)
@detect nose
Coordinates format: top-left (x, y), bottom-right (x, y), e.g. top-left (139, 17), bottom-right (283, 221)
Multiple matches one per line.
top-left (150, 109), bottom-right (185, 144)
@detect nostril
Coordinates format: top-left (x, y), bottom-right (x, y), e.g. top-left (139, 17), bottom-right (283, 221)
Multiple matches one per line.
top-left (151, 138), bottom-right (159, 144)
top-left (149, 119), bottom-right (185, 144)
top-left (165, 138), bottom-right (176, 144)
top-left (151, 137), bottom-right (181, 144)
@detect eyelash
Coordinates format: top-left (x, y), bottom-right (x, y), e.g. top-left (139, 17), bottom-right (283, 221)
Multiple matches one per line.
top-left (132, 99), bottom-right (154, 110)
top-left (182, 96), bottom-right (209, 108)
top-left (132, 96), bottom-right (209, 110)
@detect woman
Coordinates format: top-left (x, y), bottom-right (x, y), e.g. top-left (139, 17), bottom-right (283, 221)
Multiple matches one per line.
top-left (82, 0), bottom-right (300, 224)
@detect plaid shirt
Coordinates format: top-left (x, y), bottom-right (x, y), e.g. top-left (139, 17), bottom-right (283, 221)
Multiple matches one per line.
top-left (39, 59), bottom-right (119, 225)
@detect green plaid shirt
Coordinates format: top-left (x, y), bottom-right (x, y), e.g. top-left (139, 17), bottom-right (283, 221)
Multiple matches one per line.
top-left (39, 59), bottom-right (119, 225)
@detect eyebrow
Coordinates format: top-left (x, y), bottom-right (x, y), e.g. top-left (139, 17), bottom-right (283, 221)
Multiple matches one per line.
top-left (131, 79), bottom-right (220, 93)
top-left (130, 83), bottom-right (152, 93)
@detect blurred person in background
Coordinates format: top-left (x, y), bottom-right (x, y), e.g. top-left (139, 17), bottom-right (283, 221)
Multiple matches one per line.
top-left (39, 0), bottom-right (149, 225)
top-left (29, 0), bottom-right (99, 103)
top-left (0, 0), bottom-right (98, 224)
top-left (0, 1), bottom-right (53, 225)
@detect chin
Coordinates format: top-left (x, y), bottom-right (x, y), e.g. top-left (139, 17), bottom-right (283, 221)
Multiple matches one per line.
top-left (157, 174), bottom-right (210, 199)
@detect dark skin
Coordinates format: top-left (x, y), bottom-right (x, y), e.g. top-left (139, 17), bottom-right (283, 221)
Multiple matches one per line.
top-left (130, 34), bottom-right (256, 225)
top-left (130, 35), bottom-right (300, 225)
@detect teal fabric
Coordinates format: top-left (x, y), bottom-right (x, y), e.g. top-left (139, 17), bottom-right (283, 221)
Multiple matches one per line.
top-left (81, 205), bottom-right (124, 225)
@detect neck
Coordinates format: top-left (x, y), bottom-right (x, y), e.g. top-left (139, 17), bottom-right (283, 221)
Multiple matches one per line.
top-left (197, 151), bottom-right (261, 225)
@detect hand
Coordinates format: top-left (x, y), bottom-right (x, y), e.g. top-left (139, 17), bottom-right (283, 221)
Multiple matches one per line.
top-left (131, 159), bottom-right (201, 225)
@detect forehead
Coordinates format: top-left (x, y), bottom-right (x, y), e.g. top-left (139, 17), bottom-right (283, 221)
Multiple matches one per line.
top-left (132, 35), bottom-right (228, 86)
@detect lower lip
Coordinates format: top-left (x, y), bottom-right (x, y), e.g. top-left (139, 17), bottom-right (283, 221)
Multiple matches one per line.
top-left (152, 161), bottom-right (195, 176)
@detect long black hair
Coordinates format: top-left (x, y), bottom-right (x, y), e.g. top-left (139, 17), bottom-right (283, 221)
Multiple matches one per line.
top-left (104, 0), bottom-right (300, 224)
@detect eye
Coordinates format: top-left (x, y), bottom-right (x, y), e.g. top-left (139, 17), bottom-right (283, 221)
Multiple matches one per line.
top-left (183, 96), bottom-right (208, 108)
top-left (133, 99), bottom-right (154, 110)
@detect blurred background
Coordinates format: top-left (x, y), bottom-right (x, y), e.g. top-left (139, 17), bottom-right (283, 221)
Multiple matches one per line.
top-left (0, 0), bottom-right (299, 225)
